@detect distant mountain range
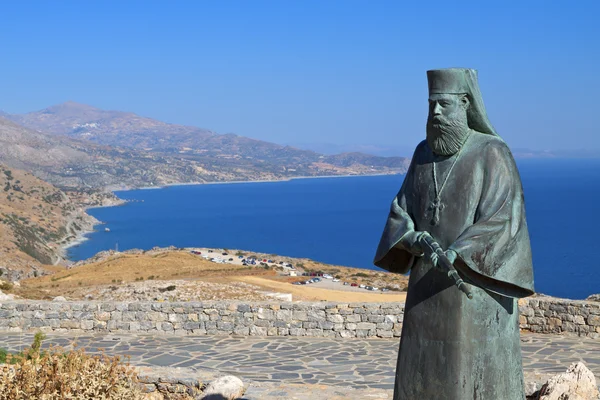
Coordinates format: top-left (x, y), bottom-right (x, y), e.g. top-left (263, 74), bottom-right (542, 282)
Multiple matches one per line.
top-left (1, 102), bottom-right (410, 189)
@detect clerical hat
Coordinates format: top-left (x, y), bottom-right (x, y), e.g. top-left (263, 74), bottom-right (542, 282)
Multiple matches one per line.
top-left (427, 68), bottom-right (498, 137)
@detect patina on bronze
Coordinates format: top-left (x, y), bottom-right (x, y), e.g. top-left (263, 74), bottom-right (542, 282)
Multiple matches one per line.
top-left (374, 68), bottom-right (535, 399)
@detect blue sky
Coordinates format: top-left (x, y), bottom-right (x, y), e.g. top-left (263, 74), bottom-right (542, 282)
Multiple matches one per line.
top-left (1, 0), bottom-right (598, 154)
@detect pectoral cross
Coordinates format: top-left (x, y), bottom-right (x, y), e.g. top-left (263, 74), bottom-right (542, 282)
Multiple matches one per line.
top-left (429, 198), bottom-right (445, 226)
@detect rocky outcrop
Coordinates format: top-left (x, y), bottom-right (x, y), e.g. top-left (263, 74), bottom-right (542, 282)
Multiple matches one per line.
top-left (587, 294), bottom-right (600, 302)
top-left (535, 362), bottom-right (599, 400)
top-left (202, 376), bottom-right (245, 400)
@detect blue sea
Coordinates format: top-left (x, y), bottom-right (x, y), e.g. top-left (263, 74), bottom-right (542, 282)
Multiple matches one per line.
top-left (69, 159), bottom-right (600, 300)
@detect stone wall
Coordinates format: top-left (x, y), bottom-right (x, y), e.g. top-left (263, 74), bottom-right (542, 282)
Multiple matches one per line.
top-left (0, 297), bottom-right (598, 338)
top-left (0, 301), bottom-right (403, 338)
top-left (518, 297), bottom-right (600, 339)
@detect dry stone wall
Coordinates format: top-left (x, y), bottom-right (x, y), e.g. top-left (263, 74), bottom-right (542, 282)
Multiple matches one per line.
top-left (0, 301), bottom-right (403, 338)
top-left (0, 297), bottom-right (598, 338)
top-left (518, 297), bottom-right (600, 339)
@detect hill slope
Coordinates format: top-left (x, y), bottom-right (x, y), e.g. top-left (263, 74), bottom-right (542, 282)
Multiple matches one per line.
top-left (0, 163), bottom-right (97, 280)
top-left (3, 116), bottom-right (406, 190)
top-left (5, 102), bottom-right (410, 177)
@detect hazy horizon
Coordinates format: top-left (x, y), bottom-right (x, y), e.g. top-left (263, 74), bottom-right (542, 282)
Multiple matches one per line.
top-left (1, 1), bottom-right (598, 154)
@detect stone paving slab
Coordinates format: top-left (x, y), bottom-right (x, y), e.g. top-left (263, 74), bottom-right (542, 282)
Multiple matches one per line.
top-left (0, 332), bottom-right (598, 392)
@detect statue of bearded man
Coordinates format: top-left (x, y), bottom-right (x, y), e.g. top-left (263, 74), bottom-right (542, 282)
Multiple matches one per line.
top-left (374, 68), bottom-right (535, 400)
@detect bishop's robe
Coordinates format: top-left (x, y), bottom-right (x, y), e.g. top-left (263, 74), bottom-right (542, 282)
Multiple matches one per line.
top-left (374, 131), bottom-right (535, 400)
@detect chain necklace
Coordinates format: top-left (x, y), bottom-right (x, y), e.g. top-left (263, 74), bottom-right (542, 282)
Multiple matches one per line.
top-left (429, 131), bottom-right (472, 226)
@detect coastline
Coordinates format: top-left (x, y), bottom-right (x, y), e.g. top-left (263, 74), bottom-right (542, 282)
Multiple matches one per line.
top-left (117, 171), bottom-right (405, 192)
top-left (56, 198), bottom-right (128, 264)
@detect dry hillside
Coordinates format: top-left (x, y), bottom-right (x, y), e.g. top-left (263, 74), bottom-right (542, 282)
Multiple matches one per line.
top-left (14, 248), bottom-right (409, 302)
top-left (0, 164), bottom-right (96, 280)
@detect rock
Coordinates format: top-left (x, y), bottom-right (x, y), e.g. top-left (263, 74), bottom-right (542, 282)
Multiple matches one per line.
top-left (0, 290), bottom-right (15, 301)
top-left (587, 294), bottom-right (600, 302)
top-left (201, 375), bottom-right (245, 400)
top-left (537, 362), bottom-right (600, 400)
top-left (12, 281), bottom-right (20, 288)
top-left (52, 296), bottom-right (67, 302)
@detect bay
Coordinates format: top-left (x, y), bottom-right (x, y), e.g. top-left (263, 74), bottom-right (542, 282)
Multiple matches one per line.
top-left (68, 159), bottom-right (600, 300)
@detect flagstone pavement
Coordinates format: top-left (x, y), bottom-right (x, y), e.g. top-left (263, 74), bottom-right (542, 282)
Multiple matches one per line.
top-left (1, 332), bottom-right (599, 394)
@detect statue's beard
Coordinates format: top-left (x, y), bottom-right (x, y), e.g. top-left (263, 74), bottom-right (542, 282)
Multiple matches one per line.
top-left (426, 112), bottom-right (470, 156)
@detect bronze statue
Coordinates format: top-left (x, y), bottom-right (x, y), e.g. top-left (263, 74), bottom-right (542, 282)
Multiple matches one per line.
top-left (374, 68), bottom-right (535, 399)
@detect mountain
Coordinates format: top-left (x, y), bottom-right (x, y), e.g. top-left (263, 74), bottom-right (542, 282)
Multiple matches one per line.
top-left (5, 102), bottom-right (410, 178)
top-left (0, 116), bottom-right (216, 189)
top-left (0, 163), bottom-right (97, 280)
top-left (8, 101), bottom-right (215, 150)
top-left (0, 115), bottom-right (409, 191)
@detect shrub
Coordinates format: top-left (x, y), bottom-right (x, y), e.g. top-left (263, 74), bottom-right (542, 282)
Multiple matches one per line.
top-left (0, 333), bottom-right (144, 399)
top-left (0, 281), bottom-right (12, 291)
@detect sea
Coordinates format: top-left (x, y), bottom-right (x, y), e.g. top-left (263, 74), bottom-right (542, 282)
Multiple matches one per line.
top-left (68, 159), bottom-right (600, 300)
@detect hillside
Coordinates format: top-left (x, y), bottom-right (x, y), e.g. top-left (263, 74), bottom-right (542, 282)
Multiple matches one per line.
top-left (12, 247), bottom-right (409, 302)
top-left (4, 102), bottom-right (410, 181)
top-left (8, 101), bottom-right (215, 150)
top-left (0, 164), bottom-right (98, 280)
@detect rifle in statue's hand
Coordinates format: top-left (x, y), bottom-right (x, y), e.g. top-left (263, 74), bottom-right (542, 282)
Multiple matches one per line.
top-left (418, 233), bottom-right (473, 300)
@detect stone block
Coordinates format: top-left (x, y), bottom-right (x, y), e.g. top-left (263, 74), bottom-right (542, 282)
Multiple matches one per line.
top-left (250, 326), bottom-right (267, 336)
top-left (292, 311), bottom-right (308, 321)
top-left (326, 314), bottom-right (344, 324)
top-left (367, 315), bottom-right (385, 323)
top-left (307, 310), bottom-right (326, 322)
top-left (318, 321), bottom-right (334, 330)
top-left (257, 308), bottom-right (274, 320)
top-left (278, 328), bottom-right (289, 336)
top-left (276, 310), bottom-right (292, 321)
top-left (80, 320), bottom-right (94, 330)
top-left (588, 315), bottom-right (600, 326)
top-left (345, 314), bottom-right (361, 323)
top-left (184, 322), bottom-right (200, 330)
top-left (289, 327), bottom-right (306, 336)
top-left (339, 330), bottom-right (356, 338)
top-left (217, 321), bottom-right (234, 331)
top-left (233, 326), bottom-right (249, 335)
top-left (357, 322), bottom-right (377, 330)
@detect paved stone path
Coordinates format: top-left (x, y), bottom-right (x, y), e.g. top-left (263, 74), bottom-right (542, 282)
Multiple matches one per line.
top-left (1, 332), bottom-right (599, 392)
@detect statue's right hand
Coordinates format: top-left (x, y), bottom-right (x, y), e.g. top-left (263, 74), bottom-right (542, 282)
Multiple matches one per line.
top-left (397, 230), bottom-right (431, 256)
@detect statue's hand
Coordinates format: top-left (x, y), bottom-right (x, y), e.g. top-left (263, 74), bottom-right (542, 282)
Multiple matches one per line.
top-left (396, 230), bottom-right (428, 256)
top-left (445, 249), bottom-right (458, 265)
top-left (430, 249), bottom-right (458, 271)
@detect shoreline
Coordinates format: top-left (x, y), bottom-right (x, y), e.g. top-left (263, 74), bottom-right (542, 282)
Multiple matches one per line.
top-left (57, 198), bottom-right (127, 263)
top-left (117, 171), bottom-right (405, 192)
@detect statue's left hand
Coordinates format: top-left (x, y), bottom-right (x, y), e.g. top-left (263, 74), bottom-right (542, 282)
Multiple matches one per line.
top-left (445, 249), bottom-right (458, 265)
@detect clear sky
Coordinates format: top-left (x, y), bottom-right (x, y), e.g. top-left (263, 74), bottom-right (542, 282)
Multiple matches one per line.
top-left (1, 0), bottom-right (598, 154)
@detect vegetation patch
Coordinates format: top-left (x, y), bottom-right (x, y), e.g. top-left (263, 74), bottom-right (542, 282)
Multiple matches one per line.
top-left (0, 332), bottom-right (144, 400)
